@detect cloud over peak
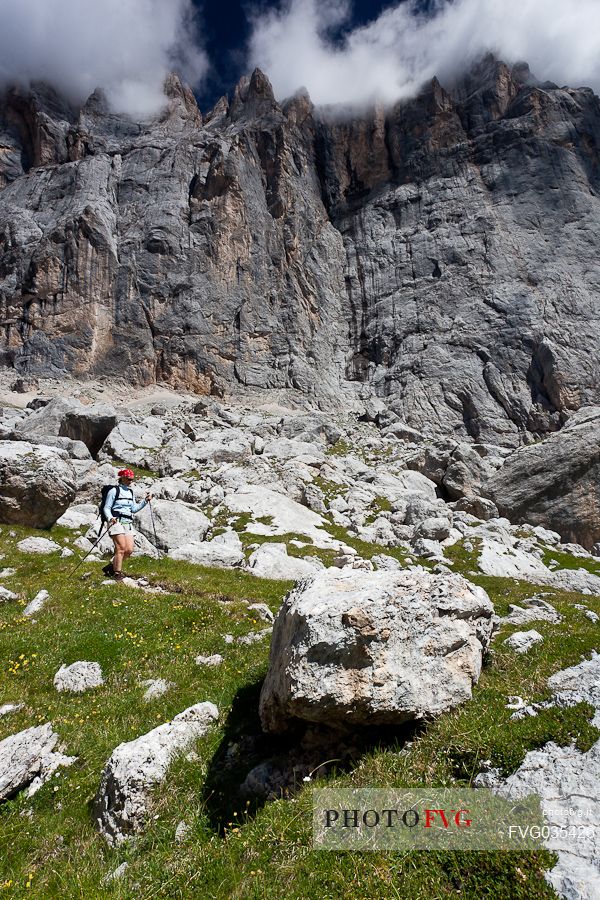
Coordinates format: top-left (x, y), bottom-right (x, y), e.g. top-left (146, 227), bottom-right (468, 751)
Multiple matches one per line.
top-left (0, 0), bottom-right (208, 117)
top-left (248, 0), bottom-right (600, 107)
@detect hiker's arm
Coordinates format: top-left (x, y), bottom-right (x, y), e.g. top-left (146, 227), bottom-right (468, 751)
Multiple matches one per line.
top-left (102, 487), bottom-right (117, 523)
top-left (131, 496), bottom-right (151, 513)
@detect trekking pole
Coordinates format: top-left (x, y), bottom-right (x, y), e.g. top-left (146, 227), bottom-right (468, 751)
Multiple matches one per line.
top-left (69, 523), bottom-right (107, 576)
top-left (148, 500), bottom-right (162, 559)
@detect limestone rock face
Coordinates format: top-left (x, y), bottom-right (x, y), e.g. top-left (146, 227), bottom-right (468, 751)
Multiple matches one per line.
top-left (483, 407), bottom-right (600, 548)
top-left (0, 441), bottom-right (76, 527)
top-left (2, 59), bottom-right (600, 444)
top-left (259, 567), bottom-right (494, 733)
top-left (94, 702), bottom-right (219, 846)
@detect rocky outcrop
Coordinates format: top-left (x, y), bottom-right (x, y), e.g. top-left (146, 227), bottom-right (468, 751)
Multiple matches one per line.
top-left (2, 58), bottom-right (600, 444)
top-left (0, 441), bottom-right (76, 527)
top-left (259, 567), bottom-right (494, 733)
top-left (94, 702), bottom-right (218, 845)
top-left (483, 407), bottom-right (600, 548)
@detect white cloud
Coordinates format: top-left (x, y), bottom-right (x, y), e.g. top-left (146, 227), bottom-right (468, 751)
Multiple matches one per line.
top-left (0, 0), bottom-right (208, 117)
top-left (248, 0), bottom-right (600, 107)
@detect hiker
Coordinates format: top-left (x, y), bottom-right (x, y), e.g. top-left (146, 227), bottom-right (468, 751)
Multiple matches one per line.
top-left (102, 469), bottom-right (153, 581)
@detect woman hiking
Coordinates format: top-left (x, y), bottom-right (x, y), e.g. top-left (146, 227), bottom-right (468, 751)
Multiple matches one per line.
top-left (102, 468), bottom-right (153, 581)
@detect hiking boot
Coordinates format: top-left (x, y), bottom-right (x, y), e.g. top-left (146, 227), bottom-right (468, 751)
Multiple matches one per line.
top-left (112, 571), bottom-right (125, 582)
top-left (102, 562), bottom-right (115, 577)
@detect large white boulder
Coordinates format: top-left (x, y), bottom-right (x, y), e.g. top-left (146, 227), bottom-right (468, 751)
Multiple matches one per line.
top-left (247, 543), bottom-right (322, 581)
top-left (169, 540), bottom-right (244, 568)
top-left (101, 418), bottom-right (166, 468)
top-left (17, 537), bottom-right (61, 554)
top-left (0, 441), bottom-right (76, 528)
top-left (136, 499), bottom-right (210, 552)
top-left (259, 567), bottom-right (494, 732)
top-left (94, 702), bottom-right (219, 845)
top-left (56, 504), bottom-right (99, 529)
top-left (220, 485), bottom-right (342, 549)
top-left (478, 537), bottom-right (553, 581)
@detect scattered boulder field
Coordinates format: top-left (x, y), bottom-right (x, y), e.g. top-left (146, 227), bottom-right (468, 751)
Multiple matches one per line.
top-left (2, 390), bottom-right (600, 583)
top-left (0, 384), bottom-right (599, 896)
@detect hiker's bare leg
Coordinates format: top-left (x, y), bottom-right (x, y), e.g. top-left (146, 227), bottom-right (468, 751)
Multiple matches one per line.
top-left (112, 534), bottom-right (129, 573)
top-left (122, 534), bottom-right (134, 566)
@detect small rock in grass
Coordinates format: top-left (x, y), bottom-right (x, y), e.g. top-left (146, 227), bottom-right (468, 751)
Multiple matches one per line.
top-left (54, 661), bottom-right (104, 693)
top-left (175, 821), bottom-right (190, 842)
top-left (195, 654), bottom-right (223, 667)
top-left (510, 704), bottom-right (543, 721)
top-left (585, 610), bottom-right (599, 623)
top-left (0, 568), bottom-right (16, 578)
top-left (17, 537), bottom-right (61, 554)
top-left (141, 679), bottom-right (174, 701)
top-left (101, 862), bottom-right (129, 885)
top-left (0, 586), bottom-right (18, 602)
top-left (223, 634), bottom-right (234, 644)
top-left (503, 595), bottom-right (561, 626)
top-left (506, 696), bottom-right (526, 710)
top-left (23, 589), bottom-right (49, 616)
top-left (0, 703), bottom-right (23, 717)
top-left (247, 603), bottom-right (274, 623)
top-left (60, 547), bottom-right (74, 558)
top-left (503, 630), bottom-right (544, 654)
top-left (237, 628), bottom-right (272, 645)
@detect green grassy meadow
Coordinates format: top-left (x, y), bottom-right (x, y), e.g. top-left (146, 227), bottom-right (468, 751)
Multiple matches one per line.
top-left (0, 522), bottom-right (598, 898)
